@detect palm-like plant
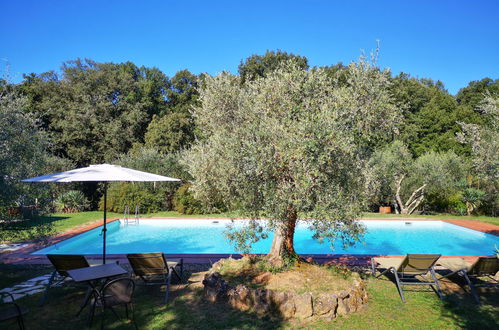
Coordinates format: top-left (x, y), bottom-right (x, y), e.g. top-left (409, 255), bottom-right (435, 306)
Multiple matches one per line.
top-left (55, 190), bottom-right (89, 213)
top-left (461, 188), bottom-right (485, 216)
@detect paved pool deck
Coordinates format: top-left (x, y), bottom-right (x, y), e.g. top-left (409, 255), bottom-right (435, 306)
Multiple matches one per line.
top-left (0, 217), bottom-right (497, 266)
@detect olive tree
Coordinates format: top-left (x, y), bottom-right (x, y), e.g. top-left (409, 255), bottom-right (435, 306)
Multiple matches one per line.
top-left (0, 83), bottom-right (48, 207)
top-left (458, 95), bottom-right (499, 214)
top-left (184, 59), bottom-right (400, 265)
top-left (368, 141), bottom-right (465, 214)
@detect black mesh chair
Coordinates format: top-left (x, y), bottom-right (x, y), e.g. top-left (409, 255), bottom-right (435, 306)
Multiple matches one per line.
top-left (89, 277), bottom-right (136, 329)
top-left (0, 292), bottom-right (28, 330)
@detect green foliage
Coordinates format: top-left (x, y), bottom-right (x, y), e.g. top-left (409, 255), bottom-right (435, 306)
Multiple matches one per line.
top-left (238, 50), bottom-right (309, 83)
top-left (144, 112), bottom-right (195, 153)
top-left (172, 184), bottom-right (203, 214)
top-left (456, 78), bottom-right (499, 109)
top-left (461, 187), bottom-right (486, 216)
top-left (368, 141), bottom-right (465, 214)
top-left (103, 182), bottom-right (166, 213)
top-left (164, 69), bottom-right (200, 115)
top-left (185, 57), bottom-right (400, 256)
top-left (104, 148), bottom-right (189, 213)
top-left (446, 193), bottom-right (467, 215)
top-left (0, 81), bottom-right (49, 207)
top-left (19, 59), bottom-right (169, 166)
top-left (143, 70), bottom-right (199, 153)
top-left (391, 74), bottom-right (483, 157)
top-left (54, 190), bottom-right (89, 213)
top-left (458, 95), bottom-right (499, 215)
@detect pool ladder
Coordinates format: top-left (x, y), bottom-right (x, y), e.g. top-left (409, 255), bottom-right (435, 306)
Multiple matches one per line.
top-left (123, 205), bottom-right (140, 225)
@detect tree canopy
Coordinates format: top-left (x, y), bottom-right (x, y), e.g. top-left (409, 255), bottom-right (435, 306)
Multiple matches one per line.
top-left (0, 82), bottom-right (48, 206)
top-left (1, 51), bottom-right (497, 217)
top-left (368, 141), bottom-right (465, 214)
top-left (184, 59), bottom-right (400, 264)
top-left (238, 50), bottom-right (309, 83)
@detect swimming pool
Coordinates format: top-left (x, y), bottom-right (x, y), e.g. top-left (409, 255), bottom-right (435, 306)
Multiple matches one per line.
top-left (32, 219), bottom-right (499, 256)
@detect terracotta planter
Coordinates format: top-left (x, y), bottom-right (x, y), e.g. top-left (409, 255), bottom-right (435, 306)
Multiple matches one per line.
top-left (379, 206), bottom-right (391, 214)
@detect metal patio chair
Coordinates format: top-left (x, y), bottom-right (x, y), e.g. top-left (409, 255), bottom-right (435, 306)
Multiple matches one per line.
top-left (438, 256), bottom-right (499, 304)
top-left (39, 254), bottom-right (90, 306)
top-left (126, 252), bottom-right (183, 304)
top-left (89, 277), bottom-right (137, 329)
top-left (371, 254), bottom-right (443, 303)
top-left (1, 292), bottom-right (28, 330)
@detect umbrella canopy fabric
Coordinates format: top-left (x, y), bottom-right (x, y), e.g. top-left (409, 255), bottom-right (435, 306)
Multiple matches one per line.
top-left (22, 164), bottom-right (180, 183)
top-left (23, 164), bottom-right (180, 264)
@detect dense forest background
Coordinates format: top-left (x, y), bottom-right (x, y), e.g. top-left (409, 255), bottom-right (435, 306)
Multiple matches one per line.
top-left (1, 51), bottom-right (497, 216)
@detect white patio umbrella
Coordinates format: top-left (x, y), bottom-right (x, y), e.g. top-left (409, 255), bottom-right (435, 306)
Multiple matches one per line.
top-left (22, 164), bottom-right (180, 263)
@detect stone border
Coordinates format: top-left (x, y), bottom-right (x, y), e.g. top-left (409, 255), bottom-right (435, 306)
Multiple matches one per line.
top-left (202, 272), bottom-right (368, 320)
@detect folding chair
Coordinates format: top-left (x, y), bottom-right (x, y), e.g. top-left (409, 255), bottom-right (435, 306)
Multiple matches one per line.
top-left (438, 256), bottom-right (499, 304)
top-left (39, 254), bottom-right (90, 306)
top-left (126, 253), bottom-right (183, 303)
top-left (371, 254), bottom-right (442, 302)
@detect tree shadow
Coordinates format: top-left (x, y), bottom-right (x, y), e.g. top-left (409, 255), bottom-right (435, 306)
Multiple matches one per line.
top-left (438, 282), bottom-right (499, 329)
top-left (0, 214), bottom-right (65, 244)
top-left (11, 266), bottom-right (285, 330)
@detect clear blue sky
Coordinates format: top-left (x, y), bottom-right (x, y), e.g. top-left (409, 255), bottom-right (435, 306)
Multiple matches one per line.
top-left (1, 0), bottom-right (498, 94)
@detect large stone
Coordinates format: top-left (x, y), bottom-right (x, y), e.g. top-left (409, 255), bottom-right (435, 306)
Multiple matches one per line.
top-left (336, 294), bottom-right (351, 316)
top-left (203, 272), bottom-right (230, 303)
top-left (202, 270), bottom-right (368, 321)
top-left (314, 293), bottom-right (338, 316)
top-left (252, 289), bottom-right (272, 316)
top-left (228, 284), bottom-right (252, 311)
top-left (271, 291), bottom-right (296, 319)
top-left (294, 293), bottom-right (313, 319)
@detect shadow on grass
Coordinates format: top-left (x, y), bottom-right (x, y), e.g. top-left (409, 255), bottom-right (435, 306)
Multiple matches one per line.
top-left (0, 215), bottom-right (69, 244)
top-left (374, 270), bottom-right (499, 330)
top-left (4, 269), bottom-right (284, 330)
top-left (437, 275), bottom-right (499, 330)
top-left (3, 264), bottom-right (497, 329)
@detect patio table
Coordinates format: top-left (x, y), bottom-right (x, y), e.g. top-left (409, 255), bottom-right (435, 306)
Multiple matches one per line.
top-left (67, 263), bottom-right (128, 318)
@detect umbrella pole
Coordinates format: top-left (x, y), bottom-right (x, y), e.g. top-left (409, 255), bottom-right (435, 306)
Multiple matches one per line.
top-left (103, 183), bottom-right (107, 264)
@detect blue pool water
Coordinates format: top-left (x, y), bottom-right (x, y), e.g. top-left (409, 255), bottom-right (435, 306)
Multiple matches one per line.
top-left (32, 219), bottom-right (499, 256)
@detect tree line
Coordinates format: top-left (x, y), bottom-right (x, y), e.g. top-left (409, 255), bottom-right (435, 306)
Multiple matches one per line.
top-left (0, 51), bottom-right (497, 218)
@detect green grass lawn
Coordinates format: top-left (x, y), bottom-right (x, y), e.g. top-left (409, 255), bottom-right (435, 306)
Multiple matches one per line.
top-left (0, 263), bottom-right (497, 329)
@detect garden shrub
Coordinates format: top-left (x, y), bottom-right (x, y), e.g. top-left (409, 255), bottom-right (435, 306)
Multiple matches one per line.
top-left (173, 183), bottom-right (203, 214)
top-left (102, 183), bottom-right (167, 214)
top-left (55, 190), bottom-right (89, 213)
top-left (447, 193), bottom-right (467, 215)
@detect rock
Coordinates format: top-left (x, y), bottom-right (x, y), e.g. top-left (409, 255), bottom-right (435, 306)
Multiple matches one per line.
top-left (314, 293), bottom-right (338, 316)
top-left (294, 293), bottom-right (313, 319)
top-left (336, 297), bottom-right (350, 316)
top-left (228, 284), bottom-right (252, 311)
top-left (338, 290), bottom-right (349, 299)
top-left (203, 272), bottom-right (230, 303)
top-left (252, 289), bottom-right (272, 316)
top-left (271, 291), bottom-right (296, 319)
top-left (202, 268), bottom-right (368, 321)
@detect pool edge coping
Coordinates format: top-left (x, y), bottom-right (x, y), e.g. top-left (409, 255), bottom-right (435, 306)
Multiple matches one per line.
top-left (1, 216), bottom-right (498, 265)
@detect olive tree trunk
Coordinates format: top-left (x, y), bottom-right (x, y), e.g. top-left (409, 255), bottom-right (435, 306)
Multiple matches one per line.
top-left (267, 206), bottom-right (298, 266)
top-left (394, 174), bottom-right (427, 215)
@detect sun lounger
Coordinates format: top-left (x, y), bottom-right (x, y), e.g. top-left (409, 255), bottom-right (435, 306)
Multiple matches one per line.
top-left (438, 256), bottom-right (499, 304)
top-left (126, 253), bottom-right (183, 303)
top-left (371, 254), bottom-right (442, 302)
top-left (39, 254), bottom-right (90, 306)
